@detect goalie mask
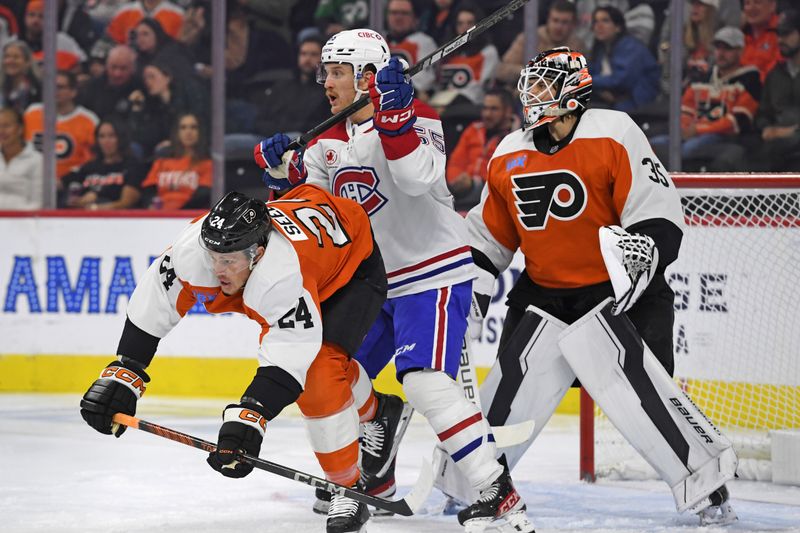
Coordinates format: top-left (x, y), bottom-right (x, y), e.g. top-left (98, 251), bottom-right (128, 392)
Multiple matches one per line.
top-left (518, 47), bottom-right (592, 130)
top-left (317, 28), bottom-right (391, 102)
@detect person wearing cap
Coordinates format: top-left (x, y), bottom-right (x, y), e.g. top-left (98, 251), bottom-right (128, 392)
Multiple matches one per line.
top-left (741, 0), bottom-right (780, 82)
top-left (650, 26), bottom-right (761, 171)
top-left (753, 9), bottom-right (800, 171)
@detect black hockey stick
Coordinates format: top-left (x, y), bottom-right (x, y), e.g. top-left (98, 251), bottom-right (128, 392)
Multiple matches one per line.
top-left (287, 0), bottom-right (530, 150)
top-left (112, 413), bottom-right (432, 516)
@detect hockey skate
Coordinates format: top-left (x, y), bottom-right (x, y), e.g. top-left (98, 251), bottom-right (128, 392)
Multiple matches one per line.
top-left (326, 486), bottom-right (370, 533)
top-left (312, 463), bottom-right (398, 517)
top-left (361, 392), bottom-right (413, 479)
top-left (698, 484), bottom-right (738, 526)
top-left (457, 470), bottom-right (535, 533)
top-left (363, 457), bottom-right (397, 516)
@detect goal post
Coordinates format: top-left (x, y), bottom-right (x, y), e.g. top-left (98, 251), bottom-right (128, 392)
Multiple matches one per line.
top-left (580, 174), bottom-right (800, 484)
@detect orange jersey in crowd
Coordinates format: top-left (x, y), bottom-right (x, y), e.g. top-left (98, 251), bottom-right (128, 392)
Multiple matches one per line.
top-left (106, 1), bottom-right (184, 43)
top-left (467, 109), bottom-right (684, 289)
top-left (125, 184), bottom-right (375, 388)
top-left (742, 15), bottom-right (780, 83)
top-left (141, 156), bottom-right (213, 209)
top-left (438, 44), bottom-right (499, 105)
top-left (446, 120), bottom-right (504, 184)
top-left (681, 65), bottom-right (761, 136)
top-left (388, 31), bottom-right (437, 91)
top-left (24, 103), bottom-right (99, 179)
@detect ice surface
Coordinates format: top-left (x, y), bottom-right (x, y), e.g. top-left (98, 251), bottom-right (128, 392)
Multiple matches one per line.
top-left (1, 394), bottom-right (798, 532)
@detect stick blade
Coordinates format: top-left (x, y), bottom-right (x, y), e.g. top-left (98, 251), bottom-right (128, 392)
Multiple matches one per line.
top-left (398, 458), bottom-right (434, 516)
top-left (493, 420), bottom-right (536, 448)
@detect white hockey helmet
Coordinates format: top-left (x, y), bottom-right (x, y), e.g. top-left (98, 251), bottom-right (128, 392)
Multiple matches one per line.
top-left (317, 28), bottom-right (391, 101)
top-left (518, 47), bottom-right (592, 130)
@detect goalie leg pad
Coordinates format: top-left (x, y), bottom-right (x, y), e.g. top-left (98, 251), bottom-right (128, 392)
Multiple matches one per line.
top-left (557, 298), bottom-right (737, 512)
top-left (404, 369), bottom-right (502, 493)
top-left (481, 305), bottom-right (575, 471)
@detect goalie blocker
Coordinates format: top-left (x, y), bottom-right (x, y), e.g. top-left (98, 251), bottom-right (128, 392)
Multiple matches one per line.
top-left (481, 301), bottom-right (737, 514)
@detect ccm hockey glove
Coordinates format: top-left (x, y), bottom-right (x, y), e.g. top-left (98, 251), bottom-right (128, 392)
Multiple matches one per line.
top-left (599, 225), bottom-right (659, 315)
top-left (369, 57), bottom-right (416, 136)
top-left (80, 359), bottom-right (150, 437)
top-left (207, 401), bottom-right (268, 478)
top-left (253, 133), bottom-right (307, 191)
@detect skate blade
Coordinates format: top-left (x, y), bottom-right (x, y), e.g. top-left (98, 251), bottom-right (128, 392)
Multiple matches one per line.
top-left (375, 403), bottom-right (415, 478)
top-left (369, 506), bottom-right (395, 517)
top-left (699, 502), bottom-right (738, 527)
top-left (463, 510), bottom-right (536, 533)
top-left (312, 499), bottom-right (329, 515)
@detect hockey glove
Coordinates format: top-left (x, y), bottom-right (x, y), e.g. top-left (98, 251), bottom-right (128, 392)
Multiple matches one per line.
top-left (467, 266), bottom-right (495, 340)
top-left (253, 133), bottom-right (307, 191)
top-left (369, 57), bottom-right (416, 136)
top-left (80, 359), bottom-right (150, 437)
top-left (599, 225), bottom-right (659, 316)
top-left (207, 401), bottom-right (267, 478)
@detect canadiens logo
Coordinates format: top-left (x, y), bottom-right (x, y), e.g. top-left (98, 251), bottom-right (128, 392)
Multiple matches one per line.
top-left (512, 170), bottom-right (587, 230)
top-left (324, 149), bottom-right (338, 166)
top-left (332, 166), bottom-right (388, 215)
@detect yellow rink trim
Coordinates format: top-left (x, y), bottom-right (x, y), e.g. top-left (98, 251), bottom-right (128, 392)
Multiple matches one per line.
top-left (0, 353), bottom-right (572, 415)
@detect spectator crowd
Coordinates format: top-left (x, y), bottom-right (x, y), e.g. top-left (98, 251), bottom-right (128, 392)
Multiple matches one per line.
top-left (0, 0), bottom-right (799, 212)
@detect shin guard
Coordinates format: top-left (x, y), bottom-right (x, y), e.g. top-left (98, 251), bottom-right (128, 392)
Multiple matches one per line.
top-left (404, 370), bottom-right (503, 495)
top-left (558, 299), bottom-right (737, 512)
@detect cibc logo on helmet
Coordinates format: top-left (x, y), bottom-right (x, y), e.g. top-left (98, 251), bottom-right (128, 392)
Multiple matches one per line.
top-left (512, 170), bottom-right (587, 230)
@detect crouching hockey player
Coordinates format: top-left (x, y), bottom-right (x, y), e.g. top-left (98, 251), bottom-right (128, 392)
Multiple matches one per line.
top-left (465, 48), bottom-right (738, 526)
top-left (80, 185), bottom-right (395, 533)
top-left (254, 28), bottom-right (535, 533)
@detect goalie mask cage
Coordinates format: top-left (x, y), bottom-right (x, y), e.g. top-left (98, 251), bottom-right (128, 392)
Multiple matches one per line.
top-left (580, 174), bottom-right (800, 484)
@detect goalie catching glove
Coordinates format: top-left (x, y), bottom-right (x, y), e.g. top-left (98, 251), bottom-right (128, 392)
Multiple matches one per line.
top-left (253, 133), bottom-right (307, 191)
top-left (207, 401), bottom-right (268, 478)
top-left (80, 359), bottom-right (150, 437)
top-left (369, 57), bottom-right (416, 136)
top-left (599, 225), bottom-right (659, 315)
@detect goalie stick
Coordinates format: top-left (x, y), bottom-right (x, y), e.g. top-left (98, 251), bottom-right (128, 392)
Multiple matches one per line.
top-left (112, 413), bottom-right (433, 517)
top-left (287, 0), bottom-right (530, 150)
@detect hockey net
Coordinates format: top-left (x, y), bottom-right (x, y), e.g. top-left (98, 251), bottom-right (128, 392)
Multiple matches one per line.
top-left (581, 174), bottom-right (800, 483)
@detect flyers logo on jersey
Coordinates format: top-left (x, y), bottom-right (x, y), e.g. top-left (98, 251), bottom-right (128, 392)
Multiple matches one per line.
top-left (512, 170), bottom-right (587, 230)
top-left (332, 166), bottom-right (388, 215)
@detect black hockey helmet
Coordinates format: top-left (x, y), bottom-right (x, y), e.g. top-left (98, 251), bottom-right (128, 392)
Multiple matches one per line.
top-left (200, 192), bottom-right (271, 254)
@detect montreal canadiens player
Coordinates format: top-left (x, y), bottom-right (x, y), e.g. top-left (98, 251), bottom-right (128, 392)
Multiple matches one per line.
top-left (254, 28), bottom-right (535, 533)
top-left (80, 186), bottom-right (392, 533)
top-left (466, 47), bottom-right (738, 526)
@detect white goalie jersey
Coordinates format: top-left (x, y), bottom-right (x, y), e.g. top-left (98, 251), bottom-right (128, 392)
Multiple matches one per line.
top-left (304, 99), bottom-right (475, 297)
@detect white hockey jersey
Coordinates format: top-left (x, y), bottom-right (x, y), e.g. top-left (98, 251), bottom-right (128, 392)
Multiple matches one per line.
top-left (126, 185), bottom-right (375, 387)
top-left (304, 99), bottom-right (475, 298)
top-left (467, 108), bottom-right (685, 289)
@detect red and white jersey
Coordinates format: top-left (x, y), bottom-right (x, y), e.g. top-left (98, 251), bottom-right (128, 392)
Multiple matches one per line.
top-left (438, 44), bottom-right (499, 105)
top-left (304, 100), bottom-right (474, 297)
top-left (388, 31), bottom-right (437, 92)
top-left (467, 109), bottom-right (684, 289)
top-left (125, 184), bottom-right (374, 388)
